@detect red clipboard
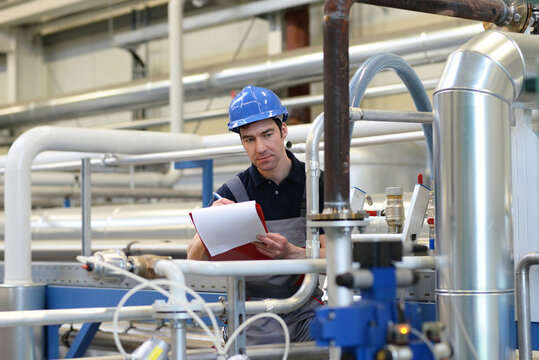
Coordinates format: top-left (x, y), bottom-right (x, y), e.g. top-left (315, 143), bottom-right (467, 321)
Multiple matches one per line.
top-left (190, 203), bottom-right (272, 261)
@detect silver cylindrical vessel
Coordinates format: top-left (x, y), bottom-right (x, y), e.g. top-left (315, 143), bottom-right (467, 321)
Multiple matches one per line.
top-left (0, 284), bottom-right (46, 360)
top-left (433, 30), bottom-right (535, 359)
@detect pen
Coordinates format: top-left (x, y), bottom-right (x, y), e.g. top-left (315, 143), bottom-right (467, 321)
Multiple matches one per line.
top-left (212, 192), bottom-right (222, 200)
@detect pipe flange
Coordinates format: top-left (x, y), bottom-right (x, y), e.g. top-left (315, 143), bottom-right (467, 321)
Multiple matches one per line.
top-left (484, 0), bottom-right (532, 33)
top-left (308, 219), bottom-right (369, 228)
top-left (309, 210), bottom-right (368, 228)
top-left (309, 210), bottom-right (367, 221)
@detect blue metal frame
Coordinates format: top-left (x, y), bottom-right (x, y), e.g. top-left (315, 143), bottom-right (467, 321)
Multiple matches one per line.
top-left (65, 322), bottom-right (101, 358)
top-left (174, 159), bottom-right (214, 207)
top-left (44, 285), bottom-right (224, 359)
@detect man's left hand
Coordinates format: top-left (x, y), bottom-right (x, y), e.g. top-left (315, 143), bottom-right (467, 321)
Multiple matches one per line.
top-left (252, 232), bottom-right (305, 259)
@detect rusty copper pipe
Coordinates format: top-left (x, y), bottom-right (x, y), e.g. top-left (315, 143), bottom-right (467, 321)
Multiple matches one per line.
top-left (323, 0), bottom-right (355, 212)
top-left (360, 0), bottom-right (508, 24)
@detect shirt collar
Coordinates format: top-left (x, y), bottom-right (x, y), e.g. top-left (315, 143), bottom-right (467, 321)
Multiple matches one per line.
top-left (250, 150), bottom-right (302, 186)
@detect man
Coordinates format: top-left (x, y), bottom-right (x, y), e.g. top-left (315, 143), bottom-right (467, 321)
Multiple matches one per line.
top-left (187, 85), bottom-right (325, 345)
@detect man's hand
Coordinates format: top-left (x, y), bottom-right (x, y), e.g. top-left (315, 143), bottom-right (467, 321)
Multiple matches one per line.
top-left (252, 232), bottom-right (305, 259)
top-left (211, 197), bottom-right (235, 206)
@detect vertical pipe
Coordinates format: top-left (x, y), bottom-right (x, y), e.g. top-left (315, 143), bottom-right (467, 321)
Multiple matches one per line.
top-left (0, 284), bottom-right (46, 360)
top-left (170, 319), bottom-right (187, 360)
top-left (168, 0), bottom-right (184, 133)
top-left (433, 30), bottom-right (537, 360)
top-left (81, 158), bottom-right (92, 257)
top-left (516, 254), bottom-right (539, 360)
top-left (324, 227), bottom-right (353, 306)
top-left (323, 0), bottom-right (354, 212)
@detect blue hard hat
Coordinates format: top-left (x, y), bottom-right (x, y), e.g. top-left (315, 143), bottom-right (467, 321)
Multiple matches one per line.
top-left (228, 86), bottom-right (288, 133)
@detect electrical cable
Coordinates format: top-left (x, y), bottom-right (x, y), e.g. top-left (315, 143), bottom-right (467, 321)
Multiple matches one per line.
top-left (409, 327), bottom-right (439, 360)
top-left (77, 255), bottom-right (220, 342)
top-left (223, 312), bottom-right (290, 360)
top-left (77, 256), bottom-right (224, 356)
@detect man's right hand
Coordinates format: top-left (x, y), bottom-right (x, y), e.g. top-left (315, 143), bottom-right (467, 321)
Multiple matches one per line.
top-left (186, 196), bottom-right (235, 260)
top-left (211, 197), bottom-right (235, 207)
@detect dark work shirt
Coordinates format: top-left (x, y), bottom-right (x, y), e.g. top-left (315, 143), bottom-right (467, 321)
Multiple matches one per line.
top-left (214, 150), bottom-right (324, 223)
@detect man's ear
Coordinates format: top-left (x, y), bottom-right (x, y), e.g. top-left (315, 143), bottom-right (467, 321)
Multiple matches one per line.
top-left (281, 122), bottom-right (288, 139)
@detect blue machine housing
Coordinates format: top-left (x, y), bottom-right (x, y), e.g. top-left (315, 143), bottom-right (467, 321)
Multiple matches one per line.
top-left (311, 267), bottom-right (436, 359)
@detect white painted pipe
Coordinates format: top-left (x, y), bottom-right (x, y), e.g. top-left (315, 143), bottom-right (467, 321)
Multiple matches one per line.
top-left (0, 306), bottom-right (154, 327)
top-left (154, 260), bottom-right (188, 304)
top-left (169, 0), bottom-right (184, 134)
top-left (3, 126), bottom-right (202, 284)
top-left (351, 233), bottom-right (403, 242)
top-left (171, 259), bottom-right (325, 276)
top-left (395, 256), bottom-right (435, 269)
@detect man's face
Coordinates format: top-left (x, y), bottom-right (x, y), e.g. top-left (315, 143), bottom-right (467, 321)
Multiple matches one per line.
top-left (239, 118), bottom-right (288, 173)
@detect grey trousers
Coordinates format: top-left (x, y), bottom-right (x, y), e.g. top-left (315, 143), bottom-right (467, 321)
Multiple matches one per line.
top-left (244, 297), bottom-right (323, 345)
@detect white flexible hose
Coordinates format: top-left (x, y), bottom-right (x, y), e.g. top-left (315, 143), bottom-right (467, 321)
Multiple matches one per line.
top-left (223, 312), bottom-right (290, 360)
top-left (111, 279), bottom-right (225, 357)
top-left (77, 256), bottom-right (224, 355)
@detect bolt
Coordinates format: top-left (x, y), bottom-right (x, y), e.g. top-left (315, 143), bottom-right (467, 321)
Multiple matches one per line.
top-left (514, 12), bottom-right (521, 22)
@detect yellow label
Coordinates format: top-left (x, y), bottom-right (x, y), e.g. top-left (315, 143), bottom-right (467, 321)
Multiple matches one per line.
top-left (148, 346), bottom-right (164, 360)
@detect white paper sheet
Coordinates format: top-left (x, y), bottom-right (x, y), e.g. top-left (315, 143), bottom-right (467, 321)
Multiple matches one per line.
top-left (190, 200), bottom-right (267, 256)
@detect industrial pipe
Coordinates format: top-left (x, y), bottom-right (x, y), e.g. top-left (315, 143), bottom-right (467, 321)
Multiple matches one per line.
top-left (360, 0), bottom-right (531, 33)
top-left (0, 24), bottom-right (482, 126)
top-left (4, 127), bottom-right (202, 284)
top-left (105, 79), bottom-right (438, 131)
top-left (0, 240), bottom-right (190, 261)
top-left (516, 253), bottom-right (539, 360)
top-left (0, 306), bottom-right (155, 327)
top-left (18, 122), bottom-right (424, 174)
top-left (360, 0), bottom-right (507, 23)
top-left (323, 0), bottom-right (354, 211)
top-left (347, 54), bottom-right (433, 182)
top-left (76, 342), bottom-right (328, 360)
top-left (171, 259), bottom-right (325, 277)
top-left (169, 0), bottom-right (184, 134)
top-left (172, 259), bottom-right (321, 315)
top-left (434, 30), bottom-right (539, 359)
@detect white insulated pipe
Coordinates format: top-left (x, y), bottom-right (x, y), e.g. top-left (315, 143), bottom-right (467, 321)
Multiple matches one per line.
top-left (169, 0), bottom-right (184, 134)
top-left (0, 306), bottom-right (155, 327)
top-left (3, 126), bottom-right (202, 284)
top-left (171, 259), bottom-right (325, 276)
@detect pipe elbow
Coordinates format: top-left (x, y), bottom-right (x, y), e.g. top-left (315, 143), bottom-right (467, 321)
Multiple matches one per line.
top-left (435, 31), bottom-right (527, 103)
top-left (516, 253), bottom-right (539, 275)
top-left (324, 0), bottom-right (354, 16)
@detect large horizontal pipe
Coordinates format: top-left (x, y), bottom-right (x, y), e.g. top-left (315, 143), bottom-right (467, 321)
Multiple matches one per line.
top-left (0, 240), bottom-right (190, 261)
top-left (0, 24), bottom-right (482, 126)
top-left (0, 185), bottom-right (201, 200)
top-left (361, 0), bottom-right (507, 24)
top-left (102, 79), bottom-right (438, 130)
top-left (0, 202), bottom-right (199, 242)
